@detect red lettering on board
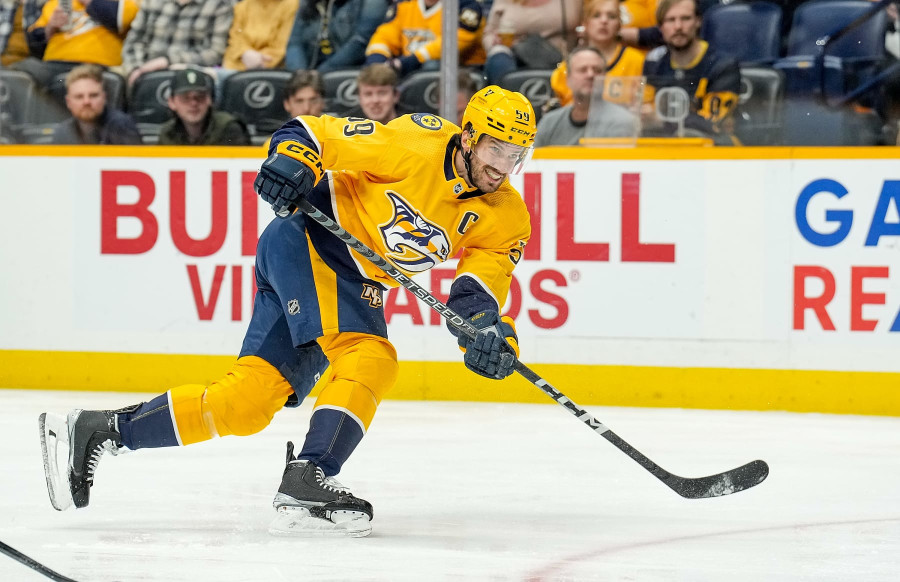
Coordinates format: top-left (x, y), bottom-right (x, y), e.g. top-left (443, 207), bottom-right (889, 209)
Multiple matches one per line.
top-left (170, 171), bottom-right (228, 257)
top-left (793, 266), bottom-right (836, 331)
top-left (101, 170), bottom-right (158, 254)
top-left (621, 173), bottom-right (675, 263)
top-left (850, 266), bottom-right (888, 331)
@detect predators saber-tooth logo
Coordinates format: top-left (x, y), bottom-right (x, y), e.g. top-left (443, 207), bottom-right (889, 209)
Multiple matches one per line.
top-left (379, 192), bottom-right (450, 273)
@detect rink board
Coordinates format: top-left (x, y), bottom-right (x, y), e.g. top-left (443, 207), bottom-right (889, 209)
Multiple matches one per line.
top-left (1, 145), bottom-right (899, 415)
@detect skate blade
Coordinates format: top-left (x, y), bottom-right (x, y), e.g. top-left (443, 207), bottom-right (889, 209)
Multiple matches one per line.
top-left (268, 506), bottom-right (372, 538)
top-left (38, 413), bottom-right (74, 511)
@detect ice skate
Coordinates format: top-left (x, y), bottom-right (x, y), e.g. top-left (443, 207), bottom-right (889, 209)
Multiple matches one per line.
top-left (39, 409), bottom-right (126, 511)
top-left (268, 441), bottom-right (373, 537)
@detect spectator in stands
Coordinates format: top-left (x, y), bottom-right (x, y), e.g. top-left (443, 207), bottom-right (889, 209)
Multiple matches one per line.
top-left (619, 0), bottom-right (721, 50)
top-left (0, 0), bottom-right (46, 67)
top-left (121, 0), bottom-right (234, 88)
top-left (219, 0), bottom-right (298, 81)
top-left (551, 0), bottom-right (645, 107)
top-left (344, 63), bottom-right (412, 124)
top-left (481, 0), bottom-right (581, 86)
top-left (536, 46), bottom-right (637, 145)
top-left (640, 0), bottom-right (739, 145)
top-left (12, 0), bottom-right (138, 87)
top-left (282, 69), bottom-right (325, 119)
top-left (49, 63), bottom-right (141, 144)
top-left (285, 0), bottom-right (388, 73)
top-left (158, 68), bottom-right (250, 145)
top-left (456, 68), bottom-right (478, 124)
top-left (364, 0), bottom-right (485, 77)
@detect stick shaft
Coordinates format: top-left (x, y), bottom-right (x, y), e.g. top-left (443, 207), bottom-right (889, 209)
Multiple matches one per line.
top-left (296, 199), bottom-right (678, 475)
top-left (0, 540), bottom-right (79, 582)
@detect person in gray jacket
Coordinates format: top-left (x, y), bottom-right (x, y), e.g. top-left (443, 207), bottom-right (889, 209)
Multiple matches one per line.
top-left (50, 64), bottom-right (142, 145)
top-left (535, 46), bottom-right (636, 147)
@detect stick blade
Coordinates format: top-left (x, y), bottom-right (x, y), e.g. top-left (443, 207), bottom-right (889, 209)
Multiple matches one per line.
top-left (667, 459), bottom-right (769, 499)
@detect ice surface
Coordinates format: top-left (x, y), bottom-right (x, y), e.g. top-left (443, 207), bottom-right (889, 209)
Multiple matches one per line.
top-left (1, 389), bottom-right (899, 581)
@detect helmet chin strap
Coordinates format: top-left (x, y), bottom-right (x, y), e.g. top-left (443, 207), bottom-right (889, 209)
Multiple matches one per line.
top-left (461, 132), bottom-right (478, 188)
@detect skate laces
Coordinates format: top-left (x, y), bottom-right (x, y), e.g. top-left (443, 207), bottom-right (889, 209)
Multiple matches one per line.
top-left (314, 466), bottom-right (350, 494)
top-left (85, 439), bottom-right (120, 483)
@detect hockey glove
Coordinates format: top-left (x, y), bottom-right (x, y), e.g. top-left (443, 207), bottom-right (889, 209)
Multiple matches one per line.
top-left (254, 141), bottom-right (325, 217)
top-left (458, 310), bottom-right (519, 380)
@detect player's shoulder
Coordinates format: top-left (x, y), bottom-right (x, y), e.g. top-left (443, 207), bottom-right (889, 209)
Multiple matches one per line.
top-left (390, 112), bottom-right (460, 137)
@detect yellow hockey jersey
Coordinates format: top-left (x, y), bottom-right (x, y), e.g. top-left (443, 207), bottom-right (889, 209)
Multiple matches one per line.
top-left (551, 44), bottom-right (646, 106)
top-left (365, 0), bottom-right (486, 66)
top-left (269, 113), bottom-right (530, 315)
top-left (32, 0), bottom-right (139, 66)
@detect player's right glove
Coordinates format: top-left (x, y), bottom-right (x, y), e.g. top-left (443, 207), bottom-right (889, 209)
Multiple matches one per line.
top-left (458, 310), bottom-right (519, 380)
top-left (254, 141), bottom-right (324, 217)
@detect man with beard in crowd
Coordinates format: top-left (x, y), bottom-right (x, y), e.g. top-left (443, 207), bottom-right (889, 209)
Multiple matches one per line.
top-left (50, 64), bottom-right (142, 144)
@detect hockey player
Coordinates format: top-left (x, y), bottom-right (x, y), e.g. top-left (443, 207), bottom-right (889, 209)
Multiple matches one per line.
top-left (39, 85), bottom-right (537, 537)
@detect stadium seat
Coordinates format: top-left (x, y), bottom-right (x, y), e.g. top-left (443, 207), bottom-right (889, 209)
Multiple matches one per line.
top-left (0, 70), bottom-right (67, 143)
top-left (701, 1), bottom-right (782, 65)
top-left (128, 70), bottom-right (176, 144)
top-left (397, 71), bottom-right (441, 114)
top-left (774, 0), bottom-right (887, 98)
top-left (0, 70), bottom-right (38, 130)
top-left (322, 69), bottom-right (359, 117)
top-left (781, 98), bottom-right (881, 145)
top-left (397, 70), bottom-right (485, 117)
top-left (734, 66), bottom-right (784, 145)
top-left (497, 69), bottom-right (554, 123)
top-left (220, 70), bottom-right (292, 145)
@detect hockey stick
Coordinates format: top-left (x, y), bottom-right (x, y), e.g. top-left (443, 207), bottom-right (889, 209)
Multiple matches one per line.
top-left (296, 198), bottom-right (769, 498)
top-left (0, 539), bottom-right (79, 582)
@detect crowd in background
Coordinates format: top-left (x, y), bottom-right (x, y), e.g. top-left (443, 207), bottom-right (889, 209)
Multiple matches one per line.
top-left (0, 0), bottom-right (898, 146)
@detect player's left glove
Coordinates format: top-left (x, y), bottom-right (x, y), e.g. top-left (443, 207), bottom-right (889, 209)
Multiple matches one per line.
top-left (254, 141), bottom-right (325, 217)
top-left (458, 310), bottom-right (519, 380)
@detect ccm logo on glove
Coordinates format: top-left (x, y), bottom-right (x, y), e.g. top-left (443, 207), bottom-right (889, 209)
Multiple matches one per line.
top-left (276, 141), bottom-right (325, 183)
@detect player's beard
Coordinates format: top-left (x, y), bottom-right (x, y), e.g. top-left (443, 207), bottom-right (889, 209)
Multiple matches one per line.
top-left (469, 155), bottom-right (506, 193)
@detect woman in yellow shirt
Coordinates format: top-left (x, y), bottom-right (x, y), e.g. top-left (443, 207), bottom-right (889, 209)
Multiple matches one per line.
top-left (550, 0), bottom-right (645, 106)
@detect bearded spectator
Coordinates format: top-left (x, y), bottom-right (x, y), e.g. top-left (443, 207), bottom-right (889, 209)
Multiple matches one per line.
top-left (50, 63), bottom-right (141, 144)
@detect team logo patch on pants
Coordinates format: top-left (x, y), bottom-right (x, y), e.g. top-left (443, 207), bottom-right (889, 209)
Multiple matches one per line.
top-left (361, 284), bottom-right (383, 308)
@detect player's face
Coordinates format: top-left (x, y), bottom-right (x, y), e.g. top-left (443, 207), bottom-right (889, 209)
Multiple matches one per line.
top-left (168, 91), bottom-right (212, 125)
top-left (284, 86), bottom-right (324, 118)
top-left (660, 0), bottom-right (700, 51)
top-left (358, 83), bottom-right (398, 125)
top-left (567, 51), bottom-right (605, 101)
top-left (467, 134), bottom-right (528, 192)
top-left (585, 0), bottom-right (621, 46)
top-left (65, 78), bottom-right (106, 123)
